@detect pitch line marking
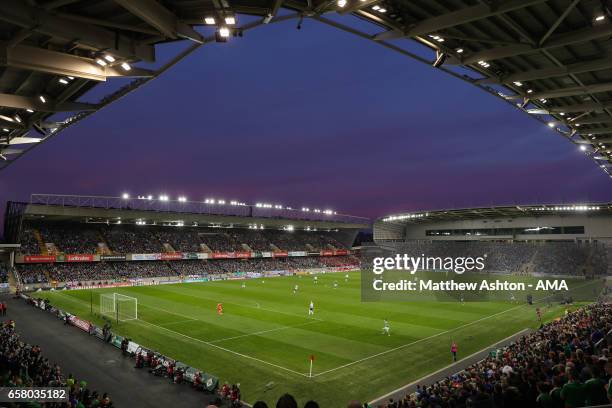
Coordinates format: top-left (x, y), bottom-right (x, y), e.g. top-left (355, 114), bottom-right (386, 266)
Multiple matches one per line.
top-left (369, 328), bottom-right (532, 405)
top-left (52, 292), bottom-right (309, 377)
top-left (159, 318), bottom-right (198, 327)
top-left (312, 280), bottom-right (596, 378)
top-left (159, 284), bottom-right (323, 321)
top-left (208, 320), bottom-right (321, 344)
top-left (135, 318), bottom-right (310, 378)
top-left (309, 302), bottom-right (527, 378)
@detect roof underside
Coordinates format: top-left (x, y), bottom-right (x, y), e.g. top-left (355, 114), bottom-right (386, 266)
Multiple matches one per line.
top-left (0, 0), bottom-right (611, 178)
top-left (379, 202), bottom-right (612, 224)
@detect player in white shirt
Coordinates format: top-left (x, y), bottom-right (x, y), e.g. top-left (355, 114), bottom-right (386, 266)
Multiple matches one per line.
top-left (345, 274), bottom-right (349, 282)
top-left (293, 284), bottom-right (299, 295)
top-left (382, 319), bottom-right (390, 336)
top-left (308, 301), bottom-right (314, 316)
top-left (241, 282), bottom-right (246, 289)
top-left (314, 276), bottom-right (318, 284)
top-left (333, 281), bottom-right (338, 289)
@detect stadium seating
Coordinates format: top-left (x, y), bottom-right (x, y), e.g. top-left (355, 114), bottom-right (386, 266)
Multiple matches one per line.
top-left (0, 320), bottom-right (112, 407)
top-left (15, 256), bottom-right (360, 284)
top-left (17, 225), bottom-right (350, 255)
top-left (385, 241), bottom-right (608, 276)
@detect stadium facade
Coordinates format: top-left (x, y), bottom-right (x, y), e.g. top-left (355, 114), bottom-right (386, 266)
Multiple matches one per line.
top-left (373, 203), bottom-right (612, 276)
top-left (374, 203), bottom-right (612, 243)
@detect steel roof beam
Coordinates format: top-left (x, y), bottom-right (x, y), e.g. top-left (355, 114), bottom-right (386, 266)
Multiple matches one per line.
top-left (374, 0), bottom-right (546, 40)
top-left (574, 117), bottom-right (612, 125)
top-left (113, 0), bottom-right (204, 43)
top-left (0, 93), bottom-right (98, 112)
top-left (478, 55), bottom-right (612, 85)
top-left (579, 128), bottom-right (612, 135)
top-left (464, 24), bottom-right (612, 64)
top-left (0, 44), bottom-right (154, 81)
top-left (0, 0), bottom-right (155, 62)
top-left (341, 0), bottom-right (381, 14)
top-left (507, 82), bottom-right (612, 100)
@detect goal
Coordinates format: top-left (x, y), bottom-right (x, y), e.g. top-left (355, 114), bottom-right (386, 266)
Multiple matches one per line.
top-left (100, 293), bottom-right (138, 322)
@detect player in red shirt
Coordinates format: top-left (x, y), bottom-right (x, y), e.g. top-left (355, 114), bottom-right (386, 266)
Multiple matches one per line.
top-left (217, 303), bottom-right (223, 315)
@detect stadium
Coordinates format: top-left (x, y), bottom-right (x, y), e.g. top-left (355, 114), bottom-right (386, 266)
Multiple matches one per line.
top-left (0, 1), bottom-right (611, 408)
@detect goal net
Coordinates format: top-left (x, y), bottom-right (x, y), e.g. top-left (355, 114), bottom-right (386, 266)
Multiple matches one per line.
top-left (100, 293), bottom-right (138, 321)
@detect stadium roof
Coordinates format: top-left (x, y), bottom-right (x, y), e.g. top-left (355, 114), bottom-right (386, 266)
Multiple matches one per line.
top-left (379, 202), bottom-right (612, 224)
top-left (0, 1), bottom-right (611, 178)
top-left (10, 193), bottom-right (369, 228)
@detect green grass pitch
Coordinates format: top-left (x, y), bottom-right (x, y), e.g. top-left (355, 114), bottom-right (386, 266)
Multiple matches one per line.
top-left (36, 272), bottom-right (592, 406)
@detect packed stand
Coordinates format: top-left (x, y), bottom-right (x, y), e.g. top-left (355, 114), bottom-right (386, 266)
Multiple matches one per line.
top-left (398, 302), bottom-right (611, 408)
top-left (17, 263), bottom-right (48, 284)
top-left (156, 229), bottom-right (202, 252)
top-left (38, 225), bottom-right (101, 254)
top-left (386, 241), bottom-right (608, 275)
top-left (102, 228), bottom-right (164, 254)
top-left (0, 320), bottom-right (113, 407)
top-left (16, 256), bottom-right (359, 284)
top-left (18, 229), bottom-right (40, 255)
top-left (199, 232), bottom-right (243, 252)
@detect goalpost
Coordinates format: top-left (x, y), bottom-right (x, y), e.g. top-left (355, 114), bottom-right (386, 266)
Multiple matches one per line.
top-left (100, 293), bottom-right (138, 322)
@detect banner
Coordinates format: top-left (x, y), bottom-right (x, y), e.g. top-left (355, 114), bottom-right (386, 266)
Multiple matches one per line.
top-left (131, 253), bottom-right (161, 261)
top-left (66, 254), bottom-right (95, 263)
top-left (161, 253), bottom-right (183, 260)
top-left (212, 252), bottom-right (234, 259)
top-left (100, 255), bottom-right (126, 261)
top-left (182, 252), bottom-right (199, 260)
top-left (68, 315), bottom-right (91, 333)
top-left (196, 253), bottom-right (209, 260)
top-left (320, 250), bottom-right (334, 256)
top-left (334, 249), bottom-right (349, 256)
top-left (288, 251), bottom-right (307, 257)
top-left (234, 251), bottom-right (252, 259)
top-left (24, 255), bottom-right (56, 263)
top-left (272, 251), bottom-right (288, 258)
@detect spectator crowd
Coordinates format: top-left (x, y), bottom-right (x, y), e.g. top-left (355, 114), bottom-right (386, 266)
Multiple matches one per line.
top-left (18, 224), bottom-right (348, 255)
top-left (0, 319), bottom-right (113, 407)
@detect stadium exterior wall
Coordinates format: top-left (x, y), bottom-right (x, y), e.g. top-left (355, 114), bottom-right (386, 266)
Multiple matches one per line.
top-left (374, 214), bottom-right (612, 243)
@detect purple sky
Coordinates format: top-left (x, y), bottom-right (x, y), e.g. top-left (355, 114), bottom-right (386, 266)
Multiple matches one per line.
top-left (0, 17), bottom-right (610, 222)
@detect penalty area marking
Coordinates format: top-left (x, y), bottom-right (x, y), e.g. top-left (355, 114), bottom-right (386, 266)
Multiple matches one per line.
top-left (135, 318), bottom-right (310, 378)
top-left (208, 320), bottom-right (321, 344)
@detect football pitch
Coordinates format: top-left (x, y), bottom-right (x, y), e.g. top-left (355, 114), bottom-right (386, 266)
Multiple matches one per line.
top-left (37, 272), bottom-right (593, 406)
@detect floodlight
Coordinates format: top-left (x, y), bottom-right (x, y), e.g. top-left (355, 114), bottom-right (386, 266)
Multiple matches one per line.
top-left (95, 58), bottom-right (107, 66)
top-left (121, 62), bottom-right (131, 71)
top-left (456, 48), bottom-right (464, 53)
top-left (104, 55), bottom-right (115, 62)
top-left (121, 193), bottom-right (129, 199)
top-left (26, 109), bottom-right (34, 113)
top-left (337, 0), bottom-right (347, 7)
top-left (225, 16), bottom-right (236, 25)
top-left (39, 95), bottom-right (46, 103)
top-left (580, 145), bottom-right (587, 151)
top-left (547, 122), bottom-right (555, 128)
top-left (59, 78), bottom-right (69, 85)
top-left (219, 27), bottom-right (230, 37)
top-left (205, 17), bottom-right (216, 24)
top-left (595, 14), bottom-right (606, 21)
top-left (13, 115), bottom-right (21, 123)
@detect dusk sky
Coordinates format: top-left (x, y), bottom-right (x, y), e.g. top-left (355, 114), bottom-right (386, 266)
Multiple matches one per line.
top-left (0, 16), bottom-right (610, 222)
